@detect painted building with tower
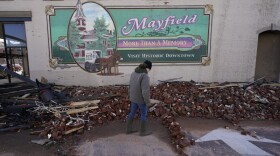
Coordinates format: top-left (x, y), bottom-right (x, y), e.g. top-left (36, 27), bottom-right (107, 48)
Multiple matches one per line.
top-left (0, 0), bottom-right (279, 86)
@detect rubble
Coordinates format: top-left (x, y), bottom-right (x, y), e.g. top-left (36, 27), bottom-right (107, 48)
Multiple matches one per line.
top-left (31, 138), bottom-right (52, 145)
top-left (0, 80), bottom-right (279, 155)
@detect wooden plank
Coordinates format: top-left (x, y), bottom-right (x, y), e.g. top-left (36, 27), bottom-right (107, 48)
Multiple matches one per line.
top-left (0, 125), bottom-right (30, 132)
top-left (69, 100), bottom-right (100, 107)
top-left (158, 77), bottom-right (183, 83)
top-left (198, 84), bottom-right (240, 89)
top-left (0, 82), bottom-right (26, 88)
top-left (63, 126), bottom-right (84, 135)
top-left (2, 104), bottom-right (37, 113)
top-left (0, 85), bottom-right (35, 93)
top-left (66, 94), bottom-right (120, 102)
top-left (66, 106), bottom-right (99, 115)
top-left (0, 88), bottom-right (38, 98)
top-left (261, 83), bottom-right (280, 87)
top-left (10, 97), bottom-right (36, 100)
top-left (0, 99), bottom-right (37, 105)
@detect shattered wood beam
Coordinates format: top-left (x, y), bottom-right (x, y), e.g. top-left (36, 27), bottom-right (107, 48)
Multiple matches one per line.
top-left (0, 99), bottom-right (37, 105)
top-left (0, 85), bottom-right (35, 94)
top-left (0, 125), bottom-right (30, 132)
top-left (198, 84), bottom-right (240, 89)
top-left (63, 126), bottom-right (84, 135)
top-left (158, 77), bottom-right (183, 83)
top-left (66, 106), bottom-right (99, 115)
top-left (261, 83), bottom-right (280, 87)
top-left (10, 97), bottom-right (36, 100)
top-left (30, 130), bottom-right (43, 135)
top-left (69, 100), bottom-right (100, 107)
top-left (0, 82), bottom-right (25, 88)
top-left (2, 104), bottom-right (37, 113)
top-left (0, 88), bottom-right (38, 98)
top-left (66, 94), bottom-right (120, 102)
top-left (0, 115), bottom-right (6, 119)
top-left (21, 93), bottom-right (31, 98)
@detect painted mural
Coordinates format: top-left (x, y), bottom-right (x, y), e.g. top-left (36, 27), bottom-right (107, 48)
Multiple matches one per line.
top-left (46, 1), bottom-right (212, 74)
top-left (68, 1), bottom-right (117, 74)
top-left (110, 8), bottom-right (211, 63)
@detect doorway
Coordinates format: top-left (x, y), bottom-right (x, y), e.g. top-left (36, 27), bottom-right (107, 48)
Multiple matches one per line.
top-left (255, 31), bottom-right (280, 82)
top-left (0, 22), bottom-right (29, 84)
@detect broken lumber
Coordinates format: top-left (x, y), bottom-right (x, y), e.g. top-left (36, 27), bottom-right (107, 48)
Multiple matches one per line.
top-left (0, 88), bottom-right (38, 98)
top-left (63, 125), bottom-right (84, 135)
top-left (158, 77), bottom-right (183, 83)
top-left (198, 84), bottom-right (240, 89)
top-left (66, 106), bottom-right (99, 115)
top-left (0, 85), bottom-right (35, 94)
top-left (0, 125), bottom-right (30, 132)
top-left (63, 94), bottom-right (119, 102)
top-left (261, 83), bottom-right (280, 87)
top-left (69, 100), bottom-right (100, 107)
top-left (30, 130), bottom-right (43, 135)
top-left (2, 104), bottom-right (37, 113)
top-left (0, 99), bottom-right (37, 105)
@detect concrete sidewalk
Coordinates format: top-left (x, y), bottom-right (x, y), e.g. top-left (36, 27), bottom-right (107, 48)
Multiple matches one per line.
top-left (74, 118), bottom-right (280, 156)
top-left (0, 118), bottom-right (279, 156)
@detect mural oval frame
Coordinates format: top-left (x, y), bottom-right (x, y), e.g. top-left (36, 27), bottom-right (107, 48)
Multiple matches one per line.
top-left (67, 1), bottom-right (117, 73)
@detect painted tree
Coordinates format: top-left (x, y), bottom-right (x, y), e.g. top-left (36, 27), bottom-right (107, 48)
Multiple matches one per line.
top-left (68, 21), bottom-right (83, 52)
top-left (88, 16), bottom-right (110, 57)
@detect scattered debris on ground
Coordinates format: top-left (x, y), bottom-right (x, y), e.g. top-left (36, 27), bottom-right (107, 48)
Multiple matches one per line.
top-left (0, 78), bottom-right (279, 155)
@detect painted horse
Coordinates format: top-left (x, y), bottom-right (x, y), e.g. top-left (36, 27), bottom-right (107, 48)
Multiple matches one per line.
top-left (96, 52), bottom-right (121, 75)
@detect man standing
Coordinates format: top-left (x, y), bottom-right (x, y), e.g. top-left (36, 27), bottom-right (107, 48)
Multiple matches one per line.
top-left (126, 60), bottom-right (152, 136)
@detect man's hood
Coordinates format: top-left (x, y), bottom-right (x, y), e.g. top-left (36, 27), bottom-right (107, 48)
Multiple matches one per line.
top-left (135, 67), bottom-right (148, 73)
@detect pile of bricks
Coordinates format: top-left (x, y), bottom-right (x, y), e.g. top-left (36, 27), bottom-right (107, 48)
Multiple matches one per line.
top-left (33, 81), bottom-right (278, 153)
top-left (150, 82), bottom-right (280, 123)
top-left (17, 81), bottom-right (279, 154)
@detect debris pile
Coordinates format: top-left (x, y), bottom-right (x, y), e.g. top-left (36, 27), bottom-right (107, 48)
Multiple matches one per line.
top-left (0, 80), bottom-right (279, 154)
top-left (161, 114), bottom-right (194, 155)
top-left (151, 82), bottom-right (280, 122)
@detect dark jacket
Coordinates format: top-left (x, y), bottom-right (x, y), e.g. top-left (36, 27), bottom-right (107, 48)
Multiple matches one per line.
top-left (129, 67), bottom-right (151, 106)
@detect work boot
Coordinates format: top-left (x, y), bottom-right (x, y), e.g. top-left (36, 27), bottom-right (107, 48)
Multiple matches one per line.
top-left (140, 121), bottom-right (152, 136)
top-left (126, 119), bottom-right (138, 134)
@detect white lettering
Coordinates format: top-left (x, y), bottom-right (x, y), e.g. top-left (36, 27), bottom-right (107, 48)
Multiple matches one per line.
top-left (176, 18), bottom-right (182, 24)
top-left (155, 20), bottom-right (164, 31)
top-left (122, 18), bottom-right (147, 35)
top-left (148, 21), bottom-right (155, 28)
top-left (128, 54), bottom-right (141, 58)
top-left (121, 15), bottom-right (198, 36)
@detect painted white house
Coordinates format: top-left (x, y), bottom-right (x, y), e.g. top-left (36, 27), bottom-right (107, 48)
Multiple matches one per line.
top-left (0, 0), bottom-right (279, 86)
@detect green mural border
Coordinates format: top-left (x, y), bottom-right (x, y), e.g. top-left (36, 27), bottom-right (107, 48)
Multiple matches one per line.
top-left (46, 4), bottom-right (213, 66)
top-left (46, 6), bottom-right (76, 66)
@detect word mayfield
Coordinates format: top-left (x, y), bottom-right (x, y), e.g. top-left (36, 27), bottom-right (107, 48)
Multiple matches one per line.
top-left (121, 15), bottom-right (197, 36)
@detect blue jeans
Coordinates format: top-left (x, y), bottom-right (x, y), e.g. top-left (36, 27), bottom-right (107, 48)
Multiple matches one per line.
top-left (128, 102), bottom-right (148, 121)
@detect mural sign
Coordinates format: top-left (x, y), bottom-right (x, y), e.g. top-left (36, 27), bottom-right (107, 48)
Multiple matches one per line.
top-left (109, 7), bottom-right (211, 63)
top-left (46, 1), bottom-right (212, 73)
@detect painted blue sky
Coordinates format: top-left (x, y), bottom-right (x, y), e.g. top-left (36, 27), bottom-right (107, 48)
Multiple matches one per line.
top-left (72, 2), bottom-right (115, 31)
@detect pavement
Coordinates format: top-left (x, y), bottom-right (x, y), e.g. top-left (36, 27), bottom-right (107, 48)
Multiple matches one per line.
top-left (0, 115), bottom-right (279, 156)
top-left (73, 118), bottom-right (280, 156)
